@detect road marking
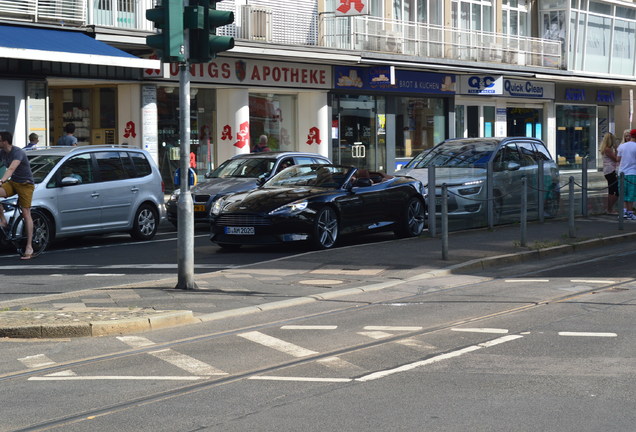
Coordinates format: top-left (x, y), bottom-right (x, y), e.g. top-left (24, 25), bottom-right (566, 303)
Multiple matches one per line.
top-left (394, 338), bottom-right (436, 350)
top-left (30, 376), bottom-right (205, 381)
top-left (117, 336), bottom-right (156, 348)
top-left (280, 325), bottom-right (338, 330)
top-left (148, 349), bottom-right (227, 376)
top-left (363, 326), bottom-right (423, 331)
top-left (317, 356), bottom-right (365, 371)
top-left (505, 279), bottom-right (550, 283)
top-left (558, 332), bottom-right (617, 337)
top-left (357, 331), bottom-right (394, 340)
top-left (46, 370), bottom-right (77, 377)
top-left (356, 335), bottom-right (523, 382)
top-left (570, 279), bottom-right (616, 284)
top-left (239, 331), bottom-right (318, 357)
top-left (19, 354), bottom-right (56, 368)
top-left (85, 273), bottom-right (126, 277)
top-left (249, 376), bottom-right (352, 383)
top-left (451, 328), bottom-right (509, 334)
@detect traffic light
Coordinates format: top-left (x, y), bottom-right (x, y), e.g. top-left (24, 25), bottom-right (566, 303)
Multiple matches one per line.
top-left (146, 0), bottom-right (185, 63)
top-left (187, 0), bottom-right (235, 64)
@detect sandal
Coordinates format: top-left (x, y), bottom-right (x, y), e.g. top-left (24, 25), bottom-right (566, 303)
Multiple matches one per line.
top-left (20, 254), bottom-right (33, 260)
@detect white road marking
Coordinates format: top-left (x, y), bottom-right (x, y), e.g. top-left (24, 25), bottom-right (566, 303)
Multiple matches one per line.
top-left (117, 335), bottom-right (156, 348)
top-left (317, 356), bottom-right (365, 371)
top-left (19, 354), bottom-right (56, 368)
top-left (239, 331), bottom-right (318, 357)
top-left (85, 273), bottom-right (125, 277)
top-left (505, 279), bottom-right (550, 283)
top-left (570, 279), bottom-right (616, 284)
top-left (451, 328), bottom-right (509, 334)
top-left (29, 376), bottom-right (205, 381)
top-left (356, 335), bottom-right (523, 382)
top-left (363, 326), bottom-right (422, 331)
top-left (394, 338), bottom-right (436, 350)
top-left (46, 370), bottom-right (77, 377)
top-left (148, 349), bottom-right (227, 376)
top-left (357, 331), bottom-right (394, 340)
top-left (249, 376), bottom-right (352, 383)
top-left (281, 325), bottom-right (338, 330)
top-left (558, 332), bottom-right (617, 337)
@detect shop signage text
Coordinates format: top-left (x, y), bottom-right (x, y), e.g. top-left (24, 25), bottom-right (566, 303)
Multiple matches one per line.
top-left (503, 79), bottom-right (554, 99)
top-left (144, 59), bottom-right (331, 89)
top-left (555, 85), bottom-right (620, 105)
top-left (459, 75), bottom-right (503, 95)
top-left (335, 66), bottom-right (455, 94)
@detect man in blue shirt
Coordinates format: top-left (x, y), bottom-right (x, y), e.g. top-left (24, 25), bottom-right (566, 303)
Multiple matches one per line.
top-left (0, 131), bottom-right (35, 259)
top-left (57, 123), bottom-right (78, 146)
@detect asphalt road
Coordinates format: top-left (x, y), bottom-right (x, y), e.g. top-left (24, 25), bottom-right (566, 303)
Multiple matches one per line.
top-left (1, 246), bottom-right (634, 431)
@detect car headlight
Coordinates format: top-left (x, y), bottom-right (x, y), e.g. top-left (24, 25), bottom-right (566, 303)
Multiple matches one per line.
top-left (458, 180), bottom-right (483, 196)
top-left (169, 189), bottom-right (180, 202)
top-left (211, 197), bottom-right (226, 215)
top-left (269, 200), bottom-right (308, 215)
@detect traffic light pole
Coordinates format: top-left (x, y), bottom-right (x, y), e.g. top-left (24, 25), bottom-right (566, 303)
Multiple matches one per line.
top-left (176, 21), bottom-right (197, 290)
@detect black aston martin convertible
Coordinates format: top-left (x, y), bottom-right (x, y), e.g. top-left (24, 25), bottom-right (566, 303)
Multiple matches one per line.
top-left (209, 164), bottom-right (427, 249)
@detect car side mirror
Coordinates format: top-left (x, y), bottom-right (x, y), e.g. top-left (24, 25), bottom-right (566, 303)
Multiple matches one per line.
top-left (256, 174), bottom-right (268, 186)
top-left (60, 176), bottom-right (80, 186)
top-left (506, 161), bottom-right (521, 171)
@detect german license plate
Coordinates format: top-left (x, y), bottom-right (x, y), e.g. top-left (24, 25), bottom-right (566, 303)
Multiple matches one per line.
top-left (193, 204), bottom-right (206, 212)
top-left (225, 226), bottom-right (255, 235)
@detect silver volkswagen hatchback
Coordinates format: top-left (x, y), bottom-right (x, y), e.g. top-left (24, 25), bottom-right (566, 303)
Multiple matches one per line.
top-left (1, 145), bottom-right (165, 245)
top-left (396, 137), bottom-right (560, 227)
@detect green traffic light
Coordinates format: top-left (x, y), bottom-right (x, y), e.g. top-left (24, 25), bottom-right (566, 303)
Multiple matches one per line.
top-left (145, 0), bottom-right (185, 63)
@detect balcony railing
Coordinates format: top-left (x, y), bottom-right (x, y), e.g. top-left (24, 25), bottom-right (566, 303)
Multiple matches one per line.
top-left (0, 0), bottom-right (85, 25)
top-left (320, 14), bottom-right (563, 69)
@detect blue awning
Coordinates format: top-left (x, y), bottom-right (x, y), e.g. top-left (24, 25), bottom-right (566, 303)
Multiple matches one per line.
top-left (0, 25), bottom-right (160, 69)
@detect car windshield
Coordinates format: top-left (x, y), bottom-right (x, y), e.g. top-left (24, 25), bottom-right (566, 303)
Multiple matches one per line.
top-left (266, 165), bottom-right (353, 189)
top-left (28, 154), bottom-right (64, 184)
top-left (207, 157), bottom-right (276, 179)
top-left (407, 140), bottom-right (497, 169)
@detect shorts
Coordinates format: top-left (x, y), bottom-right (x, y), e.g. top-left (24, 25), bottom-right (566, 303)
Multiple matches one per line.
top-left (605, 171), bottom-right (618, 196)
top-left (624, 175), bottom-right (636, 203)
top-left (1, 181), bottom-right (34, 208)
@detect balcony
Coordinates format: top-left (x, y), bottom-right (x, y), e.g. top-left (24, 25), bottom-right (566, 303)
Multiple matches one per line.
top-left (319, 14), bottom-right (563, 70)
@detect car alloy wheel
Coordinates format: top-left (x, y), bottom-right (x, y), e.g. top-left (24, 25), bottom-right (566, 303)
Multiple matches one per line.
top-left (312, 207), bottom-right (338, 249)
top-left (131, 204), bottom-right (158, 241)
top-left (396, 197), bottom-right (425, 238)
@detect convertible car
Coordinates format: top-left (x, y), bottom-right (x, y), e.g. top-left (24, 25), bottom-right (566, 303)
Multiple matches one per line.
top-left (210, 164), bottom-right (426, 249)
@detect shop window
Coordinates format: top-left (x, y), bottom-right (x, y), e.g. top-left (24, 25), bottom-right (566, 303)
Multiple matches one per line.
top-left (556, 104), bottom-right (596, 170)
top-left (249, 93), bottom-right (296, 152)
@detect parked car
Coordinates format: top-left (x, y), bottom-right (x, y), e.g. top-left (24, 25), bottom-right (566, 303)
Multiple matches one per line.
top-left (395, 137), bottom-right (560, 227)
top-left (0, 145), bottom-right (165, 248)
top-left (166, 151), bottom-right (331, 227)
top-left (210, 164), bottom-right (426, 249)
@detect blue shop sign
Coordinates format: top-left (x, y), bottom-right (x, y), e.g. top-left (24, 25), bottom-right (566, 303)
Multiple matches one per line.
top-left (503, 79), bottom-right (554, 99)
top-left (334, 66), bottom-right (456, 94)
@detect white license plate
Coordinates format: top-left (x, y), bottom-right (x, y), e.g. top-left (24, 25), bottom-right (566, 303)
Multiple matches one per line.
top-left (225, 226), bottom-right (255, 235)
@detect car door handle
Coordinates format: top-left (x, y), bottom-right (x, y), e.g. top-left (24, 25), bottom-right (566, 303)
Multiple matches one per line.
top-left (131, 186), bottom-right (139, 193)
top-left (91, 192), bottom-right (100, 198)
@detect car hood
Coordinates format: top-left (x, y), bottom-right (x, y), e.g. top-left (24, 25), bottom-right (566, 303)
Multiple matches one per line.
top-left (191, 177), bottom-right (260, 196)
top-left (221, 187), bottom-right (331, 213)
top-left (395, 166), bottom-right (487, 187)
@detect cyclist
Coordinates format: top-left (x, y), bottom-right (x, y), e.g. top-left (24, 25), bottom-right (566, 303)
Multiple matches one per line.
top-left (0, 131), bottom-right (34, 260)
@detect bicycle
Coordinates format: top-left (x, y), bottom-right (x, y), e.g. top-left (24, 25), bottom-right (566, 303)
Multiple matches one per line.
top-left (0, 198), bottom-right (51, 258)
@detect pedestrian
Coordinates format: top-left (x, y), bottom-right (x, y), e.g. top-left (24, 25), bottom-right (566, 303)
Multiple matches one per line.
top-left (0, 131), bottom-right (34, 259)
top-left (599, 132), bottom-right (619, 215)
top-left (617, 129), bottom-right (636, 220)
top-left (57, 123), bottom-right (78, 146)
top-left (252, 134), bottom-right (271, 152)
top-left (25, 133), bottom-right (39, 150)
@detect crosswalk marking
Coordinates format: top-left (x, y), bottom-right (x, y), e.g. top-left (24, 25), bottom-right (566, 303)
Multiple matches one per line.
top-left (364, 326), bottom-right (422, 331)
top-left (249, 376), bottom-right (352, 383)
top-left (19, 354), bottom-right (55, 369)
top-left (317, 356), bottom-right (365, 371)
top-left (281, 325), bottom-right (338, 330)
top-left (148, 349), bottom-right (227, 376)
top-left (451, 328), bottom-right (509, 334)
top-left (558, 332), bottom-right (617, 337)
top-left (239, 331), bottom-right (318, 357)
top-left (357, 331), bottom-right (393, 340)
top-left (394, 338), bottom-right (436, 350)
top-left (117, 335), bottom-right (156, 348)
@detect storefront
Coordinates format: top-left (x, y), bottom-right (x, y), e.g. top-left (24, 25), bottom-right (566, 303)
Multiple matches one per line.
top-left (554, 84), bottom-right (621, 171)
top-left (332, 66), bottom-right (455, 172)
top-left (143, 58), bottom-right (332, 189)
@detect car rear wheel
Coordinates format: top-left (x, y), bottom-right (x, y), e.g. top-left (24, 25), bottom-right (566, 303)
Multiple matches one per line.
top-left (130, 204), bottom-right (158, 241)
top-left (395, 197), bottom-right (426, 238)
top-left (311, 207), bottom-right (338, 249)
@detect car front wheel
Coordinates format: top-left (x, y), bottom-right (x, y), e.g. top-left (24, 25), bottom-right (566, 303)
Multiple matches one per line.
top-left (130, 204), bottom-right (159, 241)
top-left (395, 197), bottom-right (426, 238)
top-left (311, 207), bottom-right (339, 249)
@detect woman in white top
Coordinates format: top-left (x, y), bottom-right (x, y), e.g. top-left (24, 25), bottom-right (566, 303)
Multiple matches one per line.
top-left (599, 132), bottom-right (619, 215)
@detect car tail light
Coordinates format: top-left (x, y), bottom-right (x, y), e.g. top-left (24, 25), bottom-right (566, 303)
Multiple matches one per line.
top-left (161, 181), bottom-right (165, 193)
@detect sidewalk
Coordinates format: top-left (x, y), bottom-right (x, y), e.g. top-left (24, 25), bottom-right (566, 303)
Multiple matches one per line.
top-left (1, 213), bottom-right (635, 338)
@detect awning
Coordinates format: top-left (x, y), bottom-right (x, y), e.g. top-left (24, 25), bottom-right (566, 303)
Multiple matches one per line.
top-left (0, 25), bottom-right (160, 70)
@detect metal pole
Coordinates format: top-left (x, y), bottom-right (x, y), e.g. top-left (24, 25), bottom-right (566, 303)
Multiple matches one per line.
top-left (487, 158), bottom-right (494, 229)
top-left (619, 172), bottom-right (625, 231)
top-left (568, 176), bottom-right (575, 238)
top-left (537, 160), bottom-right (544, 223)
top-left (427, 165), bottom-right (436, 237)
top-left (581, 156), bottom-right (588, 217)
top-left (520, 176), bottom-right (527, 247)
top-left (441, 183), bottom-right (448, 260)
top-left (175, 26), bottom-right (197, 290)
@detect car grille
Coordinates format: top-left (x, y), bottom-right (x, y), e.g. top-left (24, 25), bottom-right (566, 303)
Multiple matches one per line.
top-left (216, 214), bottom-right (271, 226)
top-left (193, 194), bottom-right (210, 203)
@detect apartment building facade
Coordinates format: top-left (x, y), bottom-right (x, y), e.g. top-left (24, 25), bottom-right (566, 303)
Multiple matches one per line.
top-left (0, 0), bottom-right (633, 188)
